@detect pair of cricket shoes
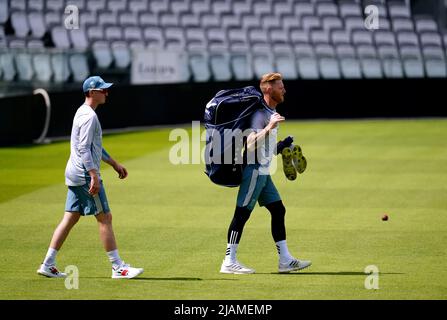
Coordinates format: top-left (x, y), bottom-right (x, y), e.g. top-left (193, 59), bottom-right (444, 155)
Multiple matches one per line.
top-left (221, 258), bottom-right (312, 274)
top-left (37, 262), bottom-right (144, 279)
top-left (281, 144), bottom-right (307, 181)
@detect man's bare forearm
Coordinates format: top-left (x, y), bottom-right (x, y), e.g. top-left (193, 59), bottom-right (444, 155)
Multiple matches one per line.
top-left (102, 148), bottom-right (117, 167)
top-left (246, 124), bottom-right (273, 152)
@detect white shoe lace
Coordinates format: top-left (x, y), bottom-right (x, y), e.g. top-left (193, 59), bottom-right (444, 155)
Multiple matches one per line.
top-left (113, 262), bottom-right (130, 271)
top-left (228, 260), bottom-right (252, 271)
top-left (235, 261), bottom-right (248, 269)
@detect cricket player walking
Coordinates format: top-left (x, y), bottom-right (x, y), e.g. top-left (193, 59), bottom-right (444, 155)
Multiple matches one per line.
top-left (37, 76), bottom-right (143, 279)
top-left (220, 73), bottom-right (311, 274)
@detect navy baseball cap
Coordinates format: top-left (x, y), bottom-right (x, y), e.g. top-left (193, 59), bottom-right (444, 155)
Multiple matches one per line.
top-left (82, 76), bottom-right (113, 93)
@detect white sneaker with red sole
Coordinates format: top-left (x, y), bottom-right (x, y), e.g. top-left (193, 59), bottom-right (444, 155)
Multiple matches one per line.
top-left (37, 264), bottom-right (67, 278)
top-left (112, 262), bottom-right (144, 279)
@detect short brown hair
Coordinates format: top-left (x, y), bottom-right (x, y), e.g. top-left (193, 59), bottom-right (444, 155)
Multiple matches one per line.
top-left (260, 73), bottom-right (283, 93)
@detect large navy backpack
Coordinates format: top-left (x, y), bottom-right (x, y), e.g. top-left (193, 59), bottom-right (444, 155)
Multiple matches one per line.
top-left (204, 86), bottom-right (263, 187)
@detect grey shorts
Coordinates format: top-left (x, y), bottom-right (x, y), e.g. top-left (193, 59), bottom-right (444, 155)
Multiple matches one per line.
top-left (236, 164), bottom-right (281, 211)
top-left (65, 180), bottom-right (110, 216)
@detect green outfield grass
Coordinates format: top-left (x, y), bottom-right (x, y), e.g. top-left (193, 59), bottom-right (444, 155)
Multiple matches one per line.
top-left (0, 119), bottom-right (446, 300)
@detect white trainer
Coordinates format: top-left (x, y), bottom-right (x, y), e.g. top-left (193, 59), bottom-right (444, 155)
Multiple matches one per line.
top-left (37, 263), bottom-right (67, 278)
top-left (278, 258), bottom-right (312, 273)
top-left (112, 262), bottom-right (144, 279)
top-left (220, 260), bottom-right (255, 274)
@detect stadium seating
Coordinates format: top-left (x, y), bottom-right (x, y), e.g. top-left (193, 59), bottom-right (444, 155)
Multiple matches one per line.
top-left (274, 43), bottom-right (298, 80)
top-left (67, 53), bottom-right (86, 82)
top-left (189, 51), bottom-right (211, 82)
top-left (51, 52), bottom-right (70, 82)
top-left (33, 52), bottom-right (53, 82)
top-left (378, 45), bottom-right (404, 77)
top-left (0, 51), bottom-right (15, 81)
top-left (337, 44), bottom-right (362, 78)
top-left (0, 0), bottom-right (9, 25)
top-left (0, 0), bottom-right (446, 84)
top-left (209, 51), bottom-right (232, 81)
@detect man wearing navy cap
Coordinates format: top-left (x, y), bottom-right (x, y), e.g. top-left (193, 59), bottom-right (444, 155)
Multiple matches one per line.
top-left (37, 76), bottom-right (144, 279)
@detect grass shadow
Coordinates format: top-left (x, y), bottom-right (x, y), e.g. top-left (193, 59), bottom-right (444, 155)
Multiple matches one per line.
top-left (78, 276), bottom-right (240, 281)
top-left (81, 276), bottom-right (204, 281)
top-left (268, 271), bottom-right (405, 276)
top-left (132, 277), bottom-right (239, 281)
top-left (132, 277), bottom-right (203, 281)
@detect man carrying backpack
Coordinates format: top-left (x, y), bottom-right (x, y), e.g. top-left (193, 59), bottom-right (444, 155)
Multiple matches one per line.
top-left (220, 73), bottom-right (312, 274)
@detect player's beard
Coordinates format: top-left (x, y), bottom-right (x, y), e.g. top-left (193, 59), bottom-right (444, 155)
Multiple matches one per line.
top-left (273, 92), bottom-right (284, 104)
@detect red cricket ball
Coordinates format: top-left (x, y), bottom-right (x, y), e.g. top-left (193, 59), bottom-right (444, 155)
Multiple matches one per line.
top-left (382, 214), bottom-right (389, 221)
